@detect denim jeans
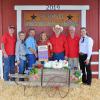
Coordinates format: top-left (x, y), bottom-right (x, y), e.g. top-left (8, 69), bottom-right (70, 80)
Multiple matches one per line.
top-left (52, 52), bottom-right (65, 61)
top-left (18, 59), bottom-right (26, 81)
top-left (3, 55), bottom-right (15, 81)
top-left (26, 54), bottom-right (36, 69)
top-left (18, 59), bottom-right (26, 74)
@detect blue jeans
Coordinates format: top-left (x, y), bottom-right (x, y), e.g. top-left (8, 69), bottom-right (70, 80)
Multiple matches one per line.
top-left (52, 52), bottom-right (65, 61)
top-left (26, 54), bottom-right (36, 69)
top-left (3, 55), bottom-right (15, 81)
top-left (18, 59), bottom-right (26, 81)
top-left (18, 59), bottom-right (26, 74)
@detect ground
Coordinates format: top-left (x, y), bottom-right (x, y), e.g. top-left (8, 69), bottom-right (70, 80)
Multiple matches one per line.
top-left (0, 79), bottom-right (100, 100)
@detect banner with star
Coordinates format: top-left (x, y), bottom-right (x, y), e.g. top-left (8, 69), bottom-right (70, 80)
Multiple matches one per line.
top-left (23, 11), bottom-right (80, 27)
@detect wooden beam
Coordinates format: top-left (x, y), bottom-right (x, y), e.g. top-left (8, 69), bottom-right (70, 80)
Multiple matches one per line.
top-left (0, 0), bottom-right (3, 35)
top-left (98, 0), bottom-right (100, 79)
top-left (0, 0), bottom-right (3, 49)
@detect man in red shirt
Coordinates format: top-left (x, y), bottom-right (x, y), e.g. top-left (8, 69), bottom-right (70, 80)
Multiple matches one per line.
top-left (1, 25), bottom-right (16, 81)
top-left (65, 26), bottom-right (80, 69)
top-left (50, 25), bottom-right (66, 60)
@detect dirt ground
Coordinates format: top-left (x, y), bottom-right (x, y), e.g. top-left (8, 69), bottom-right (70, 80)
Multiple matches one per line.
top-left (0, 79), bottom-right (100, 100)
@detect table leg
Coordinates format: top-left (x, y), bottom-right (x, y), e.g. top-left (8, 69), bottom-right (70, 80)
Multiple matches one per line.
top-left (41, 66), bottom-right (43, 87)
top-left (68, 69), bottom-right (70, 87)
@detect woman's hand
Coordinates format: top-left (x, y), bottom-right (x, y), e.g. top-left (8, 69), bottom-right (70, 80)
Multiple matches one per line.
top-left (84, 59), bottom-right (89, 65)
top-left (17, 61), bottom-right (20, 65)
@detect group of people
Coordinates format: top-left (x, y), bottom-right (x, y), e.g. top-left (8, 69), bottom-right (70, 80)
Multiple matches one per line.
top-left (1, 25), bottom-right (93, 85)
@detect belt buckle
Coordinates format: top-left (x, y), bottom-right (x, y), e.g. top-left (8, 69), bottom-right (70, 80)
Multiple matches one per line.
top-left (80, 52), bottom-right (84, 55)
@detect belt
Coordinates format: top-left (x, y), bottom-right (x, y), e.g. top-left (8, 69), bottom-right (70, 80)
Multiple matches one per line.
top-left (53, 52), bottom-right (64, 55)
top-left (20, 54), bottom-right (26, 56)
top-left (79, 52), bottom-right (87, 55)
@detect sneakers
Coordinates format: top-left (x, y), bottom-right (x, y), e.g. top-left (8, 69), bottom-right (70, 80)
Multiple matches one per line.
top-left (24, 70), bottom-right (30, 75)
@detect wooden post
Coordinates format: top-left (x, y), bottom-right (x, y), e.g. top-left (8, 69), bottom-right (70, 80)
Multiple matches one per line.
top-left (0, 50), bottom-right (3, 79)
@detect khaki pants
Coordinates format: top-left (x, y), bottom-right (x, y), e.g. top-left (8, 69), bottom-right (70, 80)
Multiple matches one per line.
top-left (68, 58), bottom-right (79, 77)
top-left (68, 58), bottom-right (79, 69)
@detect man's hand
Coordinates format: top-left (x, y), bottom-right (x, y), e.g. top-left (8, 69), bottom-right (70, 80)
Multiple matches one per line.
top-left (3, 53), bottom-right (8, 58)
top-left (29, 47), bottom-right (37, 56)
top-left (2, 46), bottom-right (8, 58)
top-left (47, 42), bottom-right (52, 50)
top-left (1, 43), bottom-right (8, 58)
top-left (65, 56), bottom-right (68, 61)
top-left (34, 52), bottom-right (38, 58)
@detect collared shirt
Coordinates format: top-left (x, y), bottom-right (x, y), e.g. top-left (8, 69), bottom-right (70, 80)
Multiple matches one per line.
top-left (25, 36), bottom-right (37, 54)
top-left (65, 34), bottom-right (80, 58)
top-left (1, 32), bottom-right (16, 55)
top-left (15, 40), bottom-right (26, 61)
top-left (50, 33), bottom-right (66, 53)
top-left (79, 35), bottom-right (93, 60)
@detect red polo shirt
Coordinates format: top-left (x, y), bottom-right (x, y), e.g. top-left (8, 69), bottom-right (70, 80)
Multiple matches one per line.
top-left (1, 32), bottom-right (16, 55)
top-left (65, 34), bottom-right (80, 58)
top-left (50, 33), bottom-right (66, 53)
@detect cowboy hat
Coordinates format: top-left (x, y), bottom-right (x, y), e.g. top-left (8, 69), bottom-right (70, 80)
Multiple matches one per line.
top-left (53, 25), bottom-right (63, 33)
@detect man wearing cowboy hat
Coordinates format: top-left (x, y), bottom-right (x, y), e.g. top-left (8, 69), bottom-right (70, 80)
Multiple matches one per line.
top-left (50, 25), bottom-right (67, 61)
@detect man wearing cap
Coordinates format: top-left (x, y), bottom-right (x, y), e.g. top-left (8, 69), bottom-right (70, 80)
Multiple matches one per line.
top-left (1, 25), bottom-right (16, 81)
top-left (50, 25), bottom-right (66, 60)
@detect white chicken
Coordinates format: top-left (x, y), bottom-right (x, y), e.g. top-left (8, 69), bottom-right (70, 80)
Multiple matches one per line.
top-left (44, 60), bottom-right (68, 69)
